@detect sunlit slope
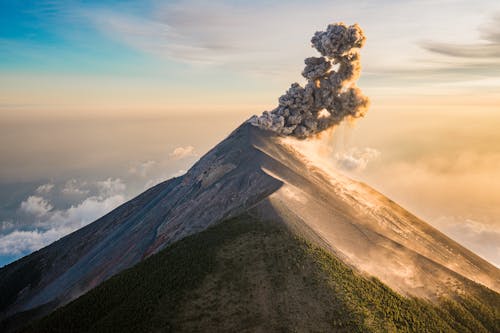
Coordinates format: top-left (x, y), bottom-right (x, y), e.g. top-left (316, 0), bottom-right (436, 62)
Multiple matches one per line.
top-left (247, 126), bottom-right (500, 298)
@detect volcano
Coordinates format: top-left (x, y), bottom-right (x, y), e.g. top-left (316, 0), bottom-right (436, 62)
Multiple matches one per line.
top-left (1, 21), bottom-right (499, 332)
top-left (0, 122), bottom-right (499, 332)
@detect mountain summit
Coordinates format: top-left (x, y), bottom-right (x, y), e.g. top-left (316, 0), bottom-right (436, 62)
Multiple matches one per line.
top-left (1, 122), bottom-right (499, 331)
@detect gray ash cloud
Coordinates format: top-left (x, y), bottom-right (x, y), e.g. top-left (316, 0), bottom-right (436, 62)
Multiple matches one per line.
top-left (250, 23), bottom-right (370, 138)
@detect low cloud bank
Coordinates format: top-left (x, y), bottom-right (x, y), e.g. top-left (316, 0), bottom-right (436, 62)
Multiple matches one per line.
top-left (0, 178), bottom-right (126, 257)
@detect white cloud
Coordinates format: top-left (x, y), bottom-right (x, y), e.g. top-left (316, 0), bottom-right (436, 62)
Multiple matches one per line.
top-left (2, 179), bottom-right (128, 258)
top-left (169, 145), bottom-right (196, 160)
top-left (44, 193), bottom-right (126, 230)
top-left (20, 196), bottom-right (53, 217)
top-left (82, 1), bottom-right (356, 77)
top-left (96, 178), bottom-right (126, 197)
top-left (0, 228), bottom-right (72, 256)
top-left (61, 179), bottom-right (89, 196)
top-left (36, 183), bottom-right (54, 194)
top-left (334, 147), bottom-right (380, 172)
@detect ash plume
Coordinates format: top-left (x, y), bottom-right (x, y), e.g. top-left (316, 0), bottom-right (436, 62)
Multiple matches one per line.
top-left (250, 23), bottom-right (370, 138)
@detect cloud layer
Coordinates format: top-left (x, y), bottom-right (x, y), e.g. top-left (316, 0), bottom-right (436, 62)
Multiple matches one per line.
top-left (421, 14), bottom-right (500, 59)
top-left (0, 178), bottom-right (127, 257)
top-left (0, 142), bottom-right (201, 265)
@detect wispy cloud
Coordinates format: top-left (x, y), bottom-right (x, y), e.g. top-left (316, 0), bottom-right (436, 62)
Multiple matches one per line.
top-left (79, 1), bottom-right (331, 75)
top-left (421, 14), bottom-right (500, 59)
top-left (36, 183), bottom-right (54, 194)
top-left (77, 1), bottom-right (500, 90)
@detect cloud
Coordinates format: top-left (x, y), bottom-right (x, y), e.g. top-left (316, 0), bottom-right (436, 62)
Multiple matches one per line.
top-left (61, 179), bottom-right (89, 196)
top-left (361, 151), bottom-right (500, 216)
top-left (421, 42), bottom-right (500, 59)
top-left (355, 150), bottom-right (500, 267)
top-left (129, 160), bottom-right (157, 177)
top-left (96, 178), bottom-right (126, 197)
top-left (2, 178), bottom-right (128, 258)
top-left (367, 13), bottom-right (500, 90)
top-left (42, 192), bottom-right (126, 230)
top-left (20, 196), bottom-right (53, 217)
top-left (421, 14), bottom-right (500, 60)
top-left (80, 1), bottom-right (325, 75)
top-left (83, 6), bottom-right (236, 66)
top-left (36, 183), bottom-right (54, 194)
top-left (170, 145), bottom-right (196, 160)
top-left (0, 220), bottom-right (14, 232)
top-left (334, 147), bottom-right (380, 172)
top-left (0, 228), bottom-right (71, 256)
top-left (433, 216), bottom-right (500, 267)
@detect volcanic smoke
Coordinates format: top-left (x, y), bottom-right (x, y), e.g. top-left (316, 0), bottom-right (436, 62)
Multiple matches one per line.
top-left (250, 23), bottom-right (370, 138)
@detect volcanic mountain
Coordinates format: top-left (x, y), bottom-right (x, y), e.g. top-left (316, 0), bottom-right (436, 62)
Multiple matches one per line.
top-left (0, 122), bottom-right (499, 332)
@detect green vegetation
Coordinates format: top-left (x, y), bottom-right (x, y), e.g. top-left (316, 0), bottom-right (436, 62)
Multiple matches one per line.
top-left (21, 214), bottom-right (500, 332)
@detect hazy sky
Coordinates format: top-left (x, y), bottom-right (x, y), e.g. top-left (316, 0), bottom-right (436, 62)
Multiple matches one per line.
top-left (1, 0), bottom-right (499, 267)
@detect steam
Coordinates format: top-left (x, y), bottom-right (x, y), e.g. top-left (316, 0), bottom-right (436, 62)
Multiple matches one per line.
top-left (250, 23), bottom-right (369, 138)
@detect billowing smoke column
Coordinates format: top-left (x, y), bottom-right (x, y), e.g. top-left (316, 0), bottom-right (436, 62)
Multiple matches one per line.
top-left (250, 23), bottom-right (370, 138)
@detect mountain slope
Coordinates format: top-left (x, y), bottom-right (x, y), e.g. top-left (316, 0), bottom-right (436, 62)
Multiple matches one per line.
top-left (20, 214), bottom-right (500, 333)
top-left (1, 122), bottom-right (499, 330)
top-left (248, 131), bottom-right (500, 298)
top-left (0, 122), bottom-right (282, 324)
